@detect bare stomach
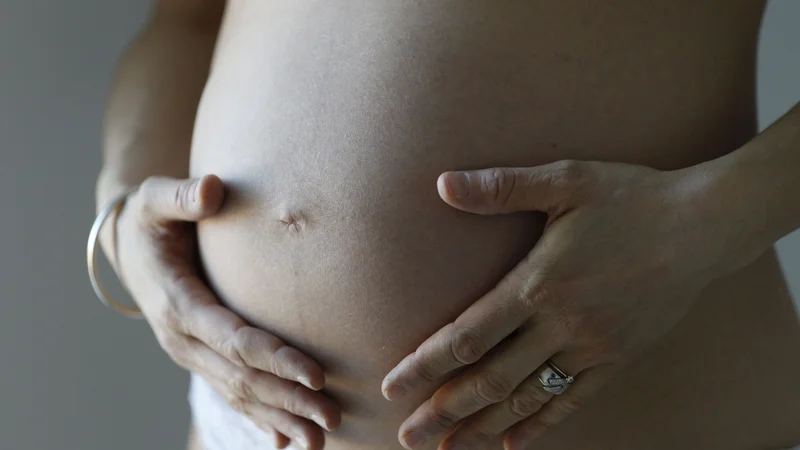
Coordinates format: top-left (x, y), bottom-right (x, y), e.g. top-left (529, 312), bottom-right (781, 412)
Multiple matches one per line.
top-left (189, 1), bottom-right (800, 448)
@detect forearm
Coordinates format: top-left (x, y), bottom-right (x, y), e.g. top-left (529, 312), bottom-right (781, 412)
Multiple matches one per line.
top-left (96, 5), bottom-right (222, 210)
top-left (693, 102), bottom-right (800, 268)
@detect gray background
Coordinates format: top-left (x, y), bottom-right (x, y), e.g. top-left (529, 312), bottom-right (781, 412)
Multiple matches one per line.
top-left (0, 1), bottom-right (798, 449)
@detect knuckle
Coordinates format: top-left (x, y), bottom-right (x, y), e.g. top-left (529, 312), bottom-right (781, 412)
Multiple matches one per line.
top-left (281, 383), bottom-right (306, 415)
top-left (226, 394), bottom-right (249, 414)
top-left (451, 328), bottom-right (488, 364)
top-left (554, 397), bottom-right (584, 415)
top-left (481, 168), bottom-right (514, 204)
top-left (429, 395), bottom-right (459, 429)
top-left (508, 391), bottom-right (545, 418)
top-left (137, 177), bottom-right (160, 205)
top-left (129, 191), bottom-right (153, 228)
top-left (174, 179), bottom-right (199, 215)
top-left (550, 159), bottom-right (597, 195)
top-left (234, 327), bottom-right (258, 354)
top-left (172, 351), bottom-right (193, 370)
top-left (552, 160), bottom-right (584, 183)
top-left (221, 327), bottom-right (252, 367)
top-left (515, 277), bottom-right (541, 311)
top-left (525, 283), bottom-right (560, 312)
top-left (268, 345), bottom-right (297, 377)
top-left (159, 299), bottom-right (186, 334)
top-left (135, 177), bottom-right (164, 220)
top-left (157, 332), bottom-right (190, 367)
top-left (407, 353), bottom-right (437, 383)
top-left (551, 314), bottom-right (580, 344)
top-left (227, 370), bottom-right (255, 404)
top-left (474, 371), bottom-right (515, 404)
top-left (139, 176), bottom-right (160, 193)
top-left (260, 343), bottom-right (287, 375)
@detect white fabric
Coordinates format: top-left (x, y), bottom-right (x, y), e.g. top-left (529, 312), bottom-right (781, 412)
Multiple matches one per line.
top-left (189, 373), bottom-right (281, 450)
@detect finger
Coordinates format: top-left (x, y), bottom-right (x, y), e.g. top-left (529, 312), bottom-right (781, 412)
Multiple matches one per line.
top-left (190, 370), bottom-right (290, 449)
top-left (247, 404), bottom-right (324, 450)
top-left (439, 370), bottom-right (554, 450)
top-left (184, 336), bottom-right (340, 432)
top-left (170, 274), bottom-right (326, 390)
top-left (203, 375), bottom-right (325, 450)
top-left (437, 160), bottom-right (594, 215)
top-left (397, 325), bottom-right (556, 449)
top-left (135, 174), bottom-right (224, 223)
top-left (504, 364), bottom-right (615, 450)
top-left (382, 255), bottom-right (546, 401)
top-left (439, 352), bottom-right (592, 450)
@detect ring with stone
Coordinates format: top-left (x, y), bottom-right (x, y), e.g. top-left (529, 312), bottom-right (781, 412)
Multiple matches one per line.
top-left (537, 361), bottom-right (575, 395)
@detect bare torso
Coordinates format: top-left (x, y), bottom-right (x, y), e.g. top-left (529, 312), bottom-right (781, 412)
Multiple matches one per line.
top-left (189, 1), bottom-right (800, 448)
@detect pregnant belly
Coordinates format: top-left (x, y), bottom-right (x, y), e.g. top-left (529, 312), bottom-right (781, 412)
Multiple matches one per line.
top-left (191, 116), bottom-right (542, 449)
top-left (186, 2), bottom-right (800, 449)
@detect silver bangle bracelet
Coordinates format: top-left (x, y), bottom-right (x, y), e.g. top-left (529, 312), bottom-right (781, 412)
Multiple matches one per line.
top-left (86, 188), bottom-right (143, 319)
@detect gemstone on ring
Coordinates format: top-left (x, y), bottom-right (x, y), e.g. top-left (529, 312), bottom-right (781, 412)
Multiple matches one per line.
top-left (537, 362), bottom-right (575, 395)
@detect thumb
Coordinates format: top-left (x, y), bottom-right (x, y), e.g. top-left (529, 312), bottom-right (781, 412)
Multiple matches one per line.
top-left (138, 174), bottom-right (225, 223)
top-left (437, 161), bottom-right (587, 215)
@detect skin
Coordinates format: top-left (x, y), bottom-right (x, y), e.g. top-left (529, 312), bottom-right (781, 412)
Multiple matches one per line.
top-left (99, 1), bottom-right (340, 447)
top-left (382, 122), bottom-right (800, 449)
top-left (99, 1), bottom-right (800, 450)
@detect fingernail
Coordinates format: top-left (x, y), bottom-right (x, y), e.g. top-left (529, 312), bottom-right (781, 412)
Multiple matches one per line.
top-left (296, 376), bottom-right (314, 390)
top-left (295, 436), bottom-right (309, 449)
top-left (403, 429), bottom-right (431, 449)
top-left (383, 383), bottom-right (407, 401)
top-left (195, 177), bottom-right (204, 195)
top-left (444, 172), bottom-right (470, 199)
top-left (311, 414), bottom-right (330, 431)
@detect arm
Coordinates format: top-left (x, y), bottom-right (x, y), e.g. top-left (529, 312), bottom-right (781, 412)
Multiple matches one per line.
top-left (380, 106), bottom-right (800, 448)
top-left (697, 102), bottom-right (800, 267)
top-left (96, 0), bottom-right (223, 209)
top-left (93, 3), bottom-right (340, 448)
top-left (96, 0), bottom-right (224, 265)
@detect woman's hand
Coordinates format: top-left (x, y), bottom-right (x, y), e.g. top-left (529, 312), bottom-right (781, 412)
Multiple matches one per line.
top-left (381, 160), bottom-right (753, 450)
top-left (111, 175), bottom-right (340, 450)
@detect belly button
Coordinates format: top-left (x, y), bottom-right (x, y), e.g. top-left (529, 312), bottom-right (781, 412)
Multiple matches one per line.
top-left (277, 210), bottom-right (308, 234)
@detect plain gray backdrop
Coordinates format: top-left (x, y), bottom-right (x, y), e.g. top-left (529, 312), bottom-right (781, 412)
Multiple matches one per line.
top-left (1, 1), bottom-right (798, 449)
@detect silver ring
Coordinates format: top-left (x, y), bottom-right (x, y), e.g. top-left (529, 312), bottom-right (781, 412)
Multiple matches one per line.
top-left (537, 361), bottom-right (575, 395)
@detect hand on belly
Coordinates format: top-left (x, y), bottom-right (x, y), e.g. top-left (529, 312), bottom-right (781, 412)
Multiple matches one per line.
top-left (381, 160), bottom-right (763, 450)
top-left (193, 153), bottom-right (542, 449)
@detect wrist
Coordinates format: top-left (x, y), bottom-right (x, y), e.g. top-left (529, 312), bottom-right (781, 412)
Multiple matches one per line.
top-left (94, 171), bottom-right (140, 272)
top-left (670, 154), bottom-right (775, 276)
top-left (96, 169), bottom-right (140, 212)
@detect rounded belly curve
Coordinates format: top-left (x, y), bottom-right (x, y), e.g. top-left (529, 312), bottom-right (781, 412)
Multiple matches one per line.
top-left (186, 2), bottom-right (800, 449)
top-left (191, 128), bottom-right (542, 449)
